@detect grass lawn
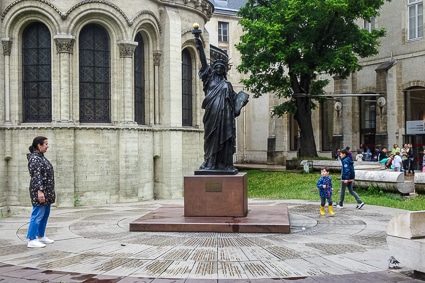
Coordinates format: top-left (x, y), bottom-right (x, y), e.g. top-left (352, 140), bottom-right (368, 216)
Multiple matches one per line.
top-left (243, 169), bottom-right (425, 211)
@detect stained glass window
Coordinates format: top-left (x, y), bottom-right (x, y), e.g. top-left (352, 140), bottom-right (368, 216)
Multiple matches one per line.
top-left (79, 24), bottom-right (110, 123)
top-left (134, 33), bottom-right (145, 125)
top-left (22, 22), bottom-right (52, 122)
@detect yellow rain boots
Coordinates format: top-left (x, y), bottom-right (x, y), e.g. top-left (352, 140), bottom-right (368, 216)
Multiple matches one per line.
top-left (320, 206), bottom-right (325, 216)
top-left (328, 205), bottom-right (335, 216)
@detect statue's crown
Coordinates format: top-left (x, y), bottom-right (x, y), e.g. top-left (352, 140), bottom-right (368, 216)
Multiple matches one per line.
top-left (213, 59), bottom-right (227, 68)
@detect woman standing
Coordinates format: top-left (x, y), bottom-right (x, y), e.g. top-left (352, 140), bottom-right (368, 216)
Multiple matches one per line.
top-left (26, 136), bottom-right (55, 248)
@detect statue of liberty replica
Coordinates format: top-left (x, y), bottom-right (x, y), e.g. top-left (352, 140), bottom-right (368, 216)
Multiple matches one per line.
top-left (192, 24), bottom-right (249, 175)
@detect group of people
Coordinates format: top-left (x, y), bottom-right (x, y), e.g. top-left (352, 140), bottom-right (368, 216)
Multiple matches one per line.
top-left (371, 143), bottom-right (416, 174)
top-left (318, 148), bottom-right (365, 216)
top-left (320, 142), bottom-right (425, 216)
top-left (335, 143), bottom-right (417, 175)
top-left (379, 144), bottom-right (415, 174)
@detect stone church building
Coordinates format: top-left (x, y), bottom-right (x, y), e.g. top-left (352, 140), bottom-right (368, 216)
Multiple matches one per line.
top-left (0, 0), bottom-right (222, 210)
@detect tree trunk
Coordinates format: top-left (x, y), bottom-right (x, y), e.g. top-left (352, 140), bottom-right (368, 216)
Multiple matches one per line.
top-left (295, 97), bottom-right (319, 158)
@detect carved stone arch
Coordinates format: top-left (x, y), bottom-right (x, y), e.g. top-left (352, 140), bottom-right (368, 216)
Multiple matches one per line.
top-left (2, 6), bottom-right (61, 39)
top-left (130, 10), bottom-right (162, 33)
top-left (130, 17), bottom-right (160, 52)
top-left (66, 8), bottom-right (128, 40)
top-left (1, 0), bottom-right (63, 23)
top-left (401, 80), bottom-right (425, 91)
top-left (64, 0), bottom-right (130, 24)
top-left (182, 40), bottom-right (198, 64)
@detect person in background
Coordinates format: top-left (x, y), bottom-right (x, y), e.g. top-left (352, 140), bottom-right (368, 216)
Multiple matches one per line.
top-left (334, 148), bottom-right (341, 160)
top-left (334, 148), bottom-right (365, 209)
top-left (407, 144), bottom-right (414, 175)
top-left (378, 147), bottom-right (388, 162)
top-left (401, 144), bottom-right (409, 174)
top-left (391, 144), bottom-right (400, 155)
top-left (26, 136), bottom-right (56, 248)
top-left (316, 167), bottom-right (334, 216)
top-left (385, 154), bottom-right (394, 169)
top-left (363, 147), bottom-right (372, 161)
top-left (345, 146), bottom-right (353, 160)
top-left (422, 150), bottom-right (425, 173)
top-left (371, 146), bottom-right (380, 161)
top-left (392, 151), bottom-right (402, 172)
top-left (355, 149), bottom-right (364, 162)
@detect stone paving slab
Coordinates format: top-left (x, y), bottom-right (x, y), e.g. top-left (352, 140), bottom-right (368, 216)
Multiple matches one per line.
top-left (0, 199), bottom-right (424, 282)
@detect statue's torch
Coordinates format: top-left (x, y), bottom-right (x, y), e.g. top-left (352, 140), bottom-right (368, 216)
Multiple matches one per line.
top-left (192, 23), bottom-right (202, 38)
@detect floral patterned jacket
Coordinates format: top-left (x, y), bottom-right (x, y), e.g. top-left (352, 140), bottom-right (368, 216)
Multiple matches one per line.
top-left (27, 152), bottom-right (55, 206)
top-left (316, 176), bottom-right (333, 199)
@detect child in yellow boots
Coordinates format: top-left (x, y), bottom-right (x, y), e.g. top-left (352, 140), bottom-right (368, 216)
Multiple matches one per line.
top-left (316, 167), bottom-right (334, 216)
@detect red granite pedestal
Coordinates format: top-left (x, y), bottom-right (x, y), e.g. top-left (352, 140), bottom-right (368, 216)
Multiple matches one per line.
top-left (184, 173), bottom-right (248, 217)
top-left (129, 173), bottom-right (290, 233)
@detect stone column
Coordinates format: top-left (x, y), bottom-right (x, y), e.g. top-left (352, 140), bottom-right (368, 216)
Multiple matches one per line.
top-left (54, 35), bottom-right (75, 123)
top-left (386, 64), bottom-right (398, 146)
top-left (1, 38), bottom-right (12, 124)
top-left (336, 77), bottom-right (354, 148)
top-left (153, 50), bottom-right (162, 125)
top-left (118, 41), bottom-right (138, 124)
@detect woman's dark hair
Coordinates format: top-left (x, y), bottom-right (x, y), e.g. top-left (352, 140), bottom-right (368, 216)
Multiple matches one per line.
top-left (340, 148), bottom-right (348, 155)
top-left (29, 136), bottom-right (47, 153)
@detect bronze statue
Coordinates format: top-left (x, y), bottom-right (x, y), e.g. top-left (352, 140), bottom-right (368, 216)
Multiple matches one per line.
top-left (192, 24), bottom-right (249, 175)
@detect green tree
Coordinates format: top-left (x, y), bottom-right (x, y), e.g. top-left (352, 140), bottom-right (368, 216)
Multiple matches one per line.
top-left (236, 0), bottom-right (387, 157)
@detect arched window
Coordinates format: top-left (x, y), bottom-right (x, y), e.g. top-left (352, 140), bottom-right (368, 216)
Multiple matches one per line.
top-left (134, 33), bottom-right (145, 125)
top-left (79, 24), bottom-right (110, 123)
top-left (22, 22), bottom-right (52, 122)
top-left (182, 48), bottom-right (193, 126)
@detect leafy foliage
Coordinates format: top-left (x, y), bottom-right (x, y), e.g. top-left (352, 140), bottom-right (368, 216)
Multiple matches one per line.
top-left (237, 0), bottom-right (386, 103)
top-left (236, 0), bottom-right (388, 157)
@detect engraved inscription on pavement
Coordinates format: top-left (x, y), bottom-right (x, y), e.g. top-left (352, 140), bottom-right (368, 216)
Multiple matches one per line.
top-left (0, 199), bottom-right (405, 280)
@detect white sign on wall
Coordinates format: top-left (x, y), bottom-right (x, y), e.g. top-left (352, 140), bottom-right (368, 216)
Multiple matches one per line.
top-left (406, 120), bottom-right (425, 135)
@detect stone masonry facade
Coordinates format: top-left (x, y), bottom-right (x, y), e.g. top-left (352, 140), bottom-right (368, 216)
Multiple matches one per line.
top-left (0, 0), bottom-right (214, 212)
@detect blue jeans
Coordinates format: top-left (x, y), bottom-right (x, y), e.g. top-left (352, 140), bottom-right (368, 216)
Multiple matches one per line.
top-left (26, 205), bottom-right (51, 240)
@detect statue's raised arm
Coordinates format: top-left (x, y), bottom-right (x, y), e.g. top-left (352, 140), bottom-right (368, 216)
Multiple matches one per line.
top-left (192, 23), bottom-right (207, 69)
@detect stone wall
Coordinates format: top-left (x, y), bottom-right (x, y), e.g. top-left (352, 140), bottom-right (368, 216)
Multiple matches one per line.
top-left (1, 126), bottom-right (203, 208)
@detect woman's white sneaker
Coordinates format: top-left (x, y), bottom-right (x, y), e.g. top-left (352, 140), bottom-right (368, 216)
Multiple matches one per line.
top-left (27, 239), bottom-right (46, 248)
top-left (38, 236), bottom-right (54, 244)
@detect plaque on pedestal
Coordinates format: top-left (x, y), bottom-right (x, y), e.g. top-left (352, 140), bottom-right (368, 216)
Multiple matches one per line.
top-left (184, 173), bottom-right (248, 217)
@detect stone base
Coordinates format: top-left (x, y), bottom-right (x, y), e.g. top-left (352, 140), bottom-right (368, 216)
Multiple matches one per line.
top-left (387, 236), bottom-right (425, 273)
top-left (386, 211), bottom-right (425, 273)
top-left (194, 168), bottom-right (238, 175)
top-left (129, 205), bottom-right (290, 233)
top-left (184, 173), bottom-right (247, 217)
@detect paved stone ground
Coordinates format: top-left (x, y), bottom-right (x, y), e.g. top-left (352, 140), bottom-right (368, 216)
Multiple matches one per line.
top-left (0, 199), bottom-right (424, 283)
